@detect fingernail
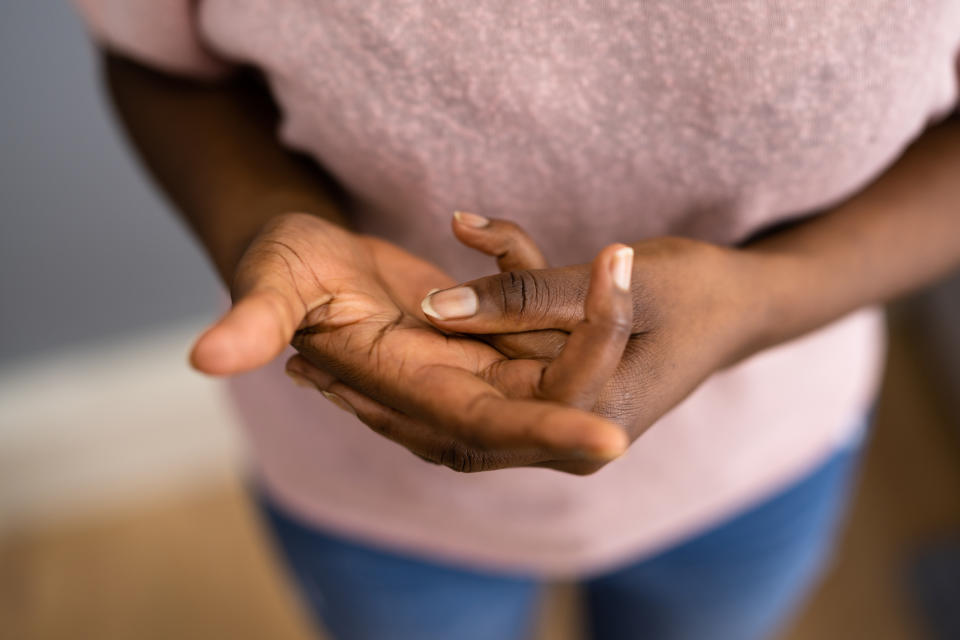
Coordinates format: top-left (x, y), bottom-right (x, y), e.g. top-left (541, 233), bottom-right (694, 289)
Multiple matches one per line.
top-left (611, 247), bottom-right (634, 292)
top-left (321, 390), bottom-right (357, 416)
top-left (286, 370), bottom-right (316, 389)
top-left (453, 211), bottom-right (490, 228)
top-left (421, 286), bottom-right (478, 320)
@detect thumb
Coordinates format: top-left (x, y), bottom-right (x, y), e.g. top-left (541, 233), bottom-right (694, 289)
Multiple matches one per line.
top-left (191, 213), bottom-right (343, 376)
top-left (190, 285), bottom-right (308, 375)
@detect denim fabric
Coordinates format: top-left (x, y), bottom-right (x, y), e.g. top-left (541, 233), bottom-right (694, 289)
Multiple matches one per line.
top-left (261, 423), bottom-right (864, 640)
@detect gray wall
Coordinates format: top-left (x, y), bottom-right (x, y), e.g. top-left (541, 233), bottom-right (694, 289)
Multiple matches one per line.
top-left (0, 2), bottom-right (220, 364)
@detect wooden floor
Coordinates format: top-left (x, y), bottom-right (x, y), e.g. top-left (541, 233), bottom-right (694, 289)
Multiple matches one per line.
top-left (2, 322), bottom-right (959, 640)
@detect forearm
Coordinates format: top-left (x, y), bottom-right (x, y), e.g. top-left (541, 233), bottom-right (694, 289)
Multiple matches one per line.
top-left (103, 52), bottom-right (346, 283)
top-left (743, 117), bottom-right (960, 351)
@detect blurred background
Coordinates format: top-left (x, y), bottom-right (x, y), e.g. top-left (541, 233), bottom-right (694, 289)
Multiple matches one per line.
top-left (1, 3), bottom-right (959, 640)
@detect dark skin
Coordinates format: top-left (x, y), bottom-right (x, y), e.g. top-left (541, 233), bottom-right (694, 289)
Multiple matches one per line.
top-left (106, 54), bottom-right (632, 473)
top-left (106, 52), bottom-right (960, 474)
top-left (289, 119), bottom-right (960, 452)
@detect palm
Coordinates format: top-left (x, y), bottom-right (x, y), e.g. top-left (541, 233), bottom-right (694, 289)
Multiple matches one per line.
top-left (282, 225), bottom-right (507, 402)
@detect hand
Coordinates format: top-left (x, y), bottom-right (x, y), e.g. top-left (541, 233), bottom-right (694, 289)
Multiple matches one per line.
top-left (191, 212), bottom-right (635, 473)
top-left (420, 213), bottom-right (765, 441)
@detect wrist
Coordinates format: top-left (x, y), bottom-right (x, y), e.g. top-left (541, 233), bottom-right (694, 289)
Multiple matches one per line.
top-left (732, 245), bottom-right (820, 359)
top-left (708, 244), bottom-right (782, 367)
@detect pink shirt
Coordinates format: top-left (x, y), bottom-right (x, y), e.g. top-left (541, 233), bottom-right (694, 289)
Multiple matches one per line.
top-left (75, 0), bottom-right (959, 575)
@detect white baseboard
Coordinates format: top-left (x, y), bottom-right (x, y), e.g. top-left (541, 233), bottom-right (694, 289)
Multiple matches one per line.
top-left (0, 320), bottom-right (246, 532)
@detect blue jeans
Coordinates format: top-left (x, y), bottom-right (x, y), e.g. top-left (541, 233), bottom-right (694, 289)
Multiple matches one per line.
top-left (260, 428), bottom-right (864, 640)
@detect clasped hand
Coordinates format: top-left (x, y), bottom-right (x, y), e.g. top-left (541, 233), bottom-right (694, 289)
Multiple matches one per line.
top-left (192, 212), bottom-right (761, 475)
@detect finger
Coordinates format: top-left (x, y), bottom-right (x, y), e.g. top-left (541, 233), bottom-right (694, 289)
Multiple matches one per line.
top-left (451, 211), bottom-right (549, 271)
top-left (538, 245), bottom-right (634, 410)
top-left (286, 356), bottom-right (566, 471)
top-left (191, 253), bottom-right (331, 376)
top-left (448, 212), bottom-right (567, 361)
top-left (286, 355), bottom-right (447, 457)
top-left (409, 364), bottom-right (629, 461)
top-left (192, 288), bottom-right (305, 375)
top-left (420, 266), bottom-right (587, 332)
top-left (290, 330), bottom-right (627, 462)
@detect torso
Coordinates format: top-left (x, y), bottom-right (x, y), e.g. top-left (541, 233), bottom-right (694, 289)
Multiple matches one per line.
top-left (201, 1), bottom-right (959, 275)
top-left (203, 1), bottom-right (957, 572)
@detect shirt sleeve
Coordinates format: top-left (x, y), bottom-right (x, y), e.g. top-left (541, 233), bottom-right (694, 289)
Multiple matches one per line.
top-left (71, 0), bottom-right (229, 78)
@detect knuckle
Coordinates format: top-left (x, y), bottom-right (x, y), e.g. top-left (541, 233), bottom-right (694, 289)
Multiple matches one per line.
top-left (497, 221), bottom-right (530, 246)
top-left (490, 272), bottom-right (523, 316)
top-left (491, 270), bottom-right (551, 318)
top-left (437, 444), bottom-right (486, 473)
top-left (609, 314), bottom-right (635, 336)
top-left (591, 312), bottom-right (633, 338)
top-left (590, 295), bottom-right (634, 335)
top-left (499, 220), bottom-right (523, 235)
